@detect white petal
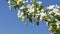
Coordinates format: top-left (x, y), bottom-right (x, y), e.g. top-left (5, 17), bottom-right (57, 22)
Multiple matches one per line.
top-left (27, 4), bottom-right (31, 8)
top-left (57, 25), bottom-right (59, 28)
top-left (19, 6), bottom-right (25, 9)
top-left (37, 1), bottom-right (42, 5)
top-left (50, 26), bottom-right (52, 28)
top-left (47, 5), bottom-right (54, 9)
top-left (40, 12), bottom-right (46, 16)
top-left (56, 22), bottom-right (60, 26)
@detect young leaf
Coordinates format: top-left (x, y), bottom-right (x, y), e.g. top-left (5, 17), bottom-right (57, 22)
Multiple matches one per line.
top-left (55, 15), bottom-right (60, 21)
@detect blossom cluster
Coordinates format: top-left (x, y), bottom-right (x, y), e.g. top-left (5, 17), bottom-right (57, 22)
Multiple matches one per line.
top-left (7, 0), bottom-right (60, 34)
top-left (46, 5), bottom-right (60, 34)
top-left (16, 0), bottom-right (43, 26)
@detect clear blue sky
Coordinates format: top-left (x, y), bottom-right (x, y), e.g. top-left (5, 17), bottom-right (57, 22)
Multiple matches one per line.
top-left (0, 0), bottom-right (60, 34)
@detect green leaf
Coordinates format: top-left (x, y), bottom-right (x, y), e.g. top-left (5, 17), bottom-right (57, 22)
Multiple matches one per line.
top-left (27, 15), bottom-right (32, 22)
top-left (23, 8), bottom-right (28, 15)
top-left (58, 8), bottom-right (60, 11)
top-left (18, 1), bottom-right (24, 7)
top-left (55, 15), bottom-right (60, 21)
top-left (34, 0), bottom-right (37, 2)
top-left (51, 18), bottom-right (56, 23)
top-left (51, 23), bottom-right (57, 29)
top-left (45, 10), bottom-right (48, 12)
top-left (39, 6), bottom-right (45, 10)
top-left (55, 28), bottom-right (60, 34)
top-left (43, 16), bottom-right (48, 21)
top-left (29, 17), bottom-right (32, 22)
top-left (14, 0), bottom-right (18, 2)
top-left (13, 4), bottom-right (19, 9)
top-left (36, 21), bottom-right (39, 26)
top-left (34, 8), bottom-right (38, 13)
top-left (33, 3), bottom-right (39, 8)
top-left (37, 15), bottom-right (40, 20)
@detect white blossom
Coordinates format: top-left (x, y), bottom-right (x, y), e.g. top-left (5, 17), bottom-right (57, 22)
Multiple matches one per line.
top-left (55, 19), bottom-right (58, 22)
top-left (19, 6), bottom-right (25, 9)
top-left (17, 10), bottom-right (25, 21)
top-left (28, 8), bottom-right (34, 13)
top-left (54, 9), bottom-right (60, 15)
top-left (28, 4), bottom-right (34, 13)
top-left (50, 25), bottom-right (52, 28)
top-left (55, 22), bottom-right (60, 29)
top-left (23, 1), bottom-right (25, 3)
top-left (35, 14), bottom-right (40, 18)
top-left (57, 25), bottom-right (59, 29)
top-left (47, 5), bottom-right (54, 9)
top-left (40, 12), bottom-right (46, 20)
top-left (21, 16), bottom-right (25, 21)
top-left (55, 4), bottom-right (60, 8)
top-left (48, 5), bottom-right (60, 15)
top-left (49, 11), bottom-right (53, 14)
top-left (8, 0), bottom-right (12, 10)
top-left (46, 22), bottom-right (48, 25)
top-left (37, 1), bottom-right (42, 5)
top-left (17, 10), bottom-right (24, 18)
top-left (56, 22), bottom-right (60, 26)
top-left (21, 12), bottom-right (24, 16)
top-left (17, 1), bottom-right (20, 4)
top-left (17, 10), bottom-right (21, 17)
top-left (40, 12), bottom-right (46, 17)
top-left (9, 5), bottom-right (12, 10)
top-left (26, 4), bottom-right (31, 8)
top-left (53, 8), bottom-right (58, 13)
top-left (47, 19), bottom-right (51, 21)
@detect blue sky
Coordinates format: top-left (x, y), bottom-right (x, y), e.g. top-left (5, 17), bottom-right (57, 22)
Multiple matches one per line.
top-left (0, 0), bottom-right (60, 34)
